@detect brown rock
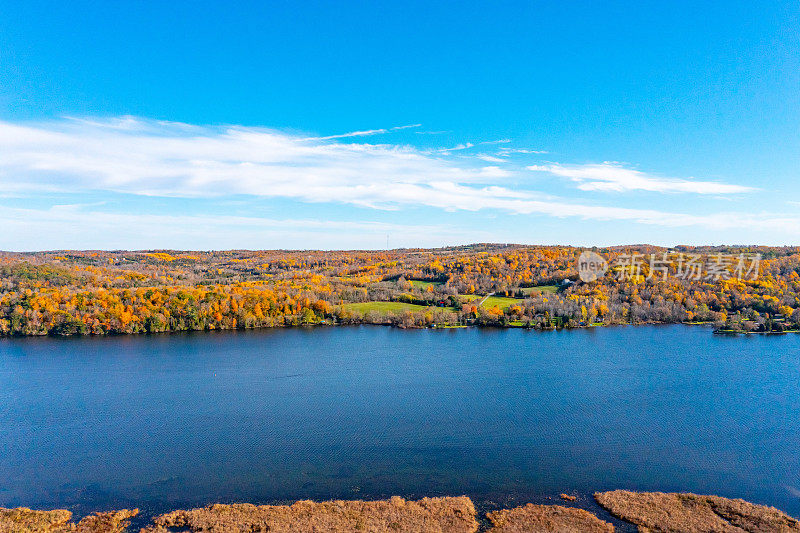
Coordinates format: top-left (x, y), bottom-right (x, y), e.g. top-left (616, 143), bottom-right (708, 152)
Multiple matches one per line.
top-left (74, 510), bottom-right (138, 533)
top-left (487, 503), bottom-right (614, 532)
top-left (595, 490), bottom-right (800, 532)
top-left (144, 496), bottom-right (478, 533)
top-left (560, 494), bottom-right (577, 502)
top-left (0, 508), bottom-right (138, 533)
top-left (0, 508), bottom-right (73, 532)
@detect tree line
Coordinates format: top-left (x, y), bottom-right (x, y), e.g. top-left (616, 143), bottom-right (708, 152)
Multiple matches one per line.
top-left (1, 245), bottom-right (798, 336)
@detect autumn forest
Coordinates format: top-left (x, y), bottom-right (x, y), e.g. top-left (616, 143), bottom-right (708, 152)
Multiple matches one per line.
top-left (2, 244), bottom-right (799, 337)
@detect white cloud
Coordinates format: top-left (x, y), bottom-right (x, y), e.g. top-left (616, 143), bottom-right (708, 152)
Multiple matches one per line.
top-left (499, 148), bottom-right (548, 155)
top-left (528, 162), bottom-right (754, 194)
top-left (0, 118), bottom-right (506, 205)
top-left (1, 116), bottom-right (793, 248)
top-left (308, 128), bottom-right (393, 140)
top-left (477, 154), bottom-right (507, 163)
top-left (435, 142), bottom-right (475, 153)
top-left (479, 139), bottom-right (512, 145)
top-left (307, 123), bottom-right (422, 140)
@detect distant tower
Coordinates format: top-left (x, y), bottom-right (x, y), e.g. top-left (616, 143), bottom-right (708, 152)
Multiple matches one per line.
top-left (386, 234), bottom-right (390, 250)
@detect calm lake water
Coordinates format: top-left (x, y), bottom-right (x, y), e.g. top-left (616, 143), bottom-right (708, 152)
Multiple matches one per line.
top-left (1, 325), bottom-right (799, 520)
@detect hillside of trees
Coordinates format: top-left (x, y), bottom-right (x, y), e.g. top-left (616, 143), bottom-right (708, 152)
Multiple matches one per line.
top-left (1, 244), bottom-right (798, 336)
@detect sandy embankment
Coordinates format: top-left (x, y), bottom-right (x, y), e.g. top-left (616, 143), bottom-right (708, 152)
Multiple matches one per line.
top-left (0, 508), bottom-right (137, 533)
top-left (142, 496), bottom-right (478, 533)
top-left (2, 491), bottom-right (800, 532)
top-left (486, 503), bottom-right (614, 532)
top-left (595, 490), bottom-right (800, 532)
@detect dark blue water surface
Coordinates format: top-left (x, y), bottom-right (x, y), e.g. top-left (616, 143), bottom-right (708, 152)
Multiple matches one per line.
top-left (1, 325), bottom-right (799, 519)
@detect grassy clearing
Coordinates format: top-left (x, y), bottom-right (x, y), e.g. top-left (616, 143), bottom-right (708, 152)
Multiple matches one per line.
top-left (460, 295), bottom-right (520, 310)
top-left (409, 279), bottom-right (443, 289)
top-left (519, 285), bottom-right (559, 295)
top-left (481, 296), bottom-right (520, 310)
top-left (343, 301), bottom-right (428, 314)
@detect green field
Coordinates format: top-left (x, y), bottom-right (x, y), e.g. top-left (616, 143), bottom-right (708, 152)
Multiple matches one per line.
top-left (519, 285), bottom-right (558, 295)
top-left (481, 296), bottom-right (520, 309)
top-left (409, 279), bottom-right (443, 289)
top-left (462, 295), bottom-right (520, 310)
top-left (343, 301), bottom-right (428, 314)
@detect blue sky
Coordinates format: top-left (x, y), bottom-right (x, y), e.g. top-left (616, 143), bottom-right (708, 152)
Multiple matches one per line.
top-left (1, 1), bottom-right (798, 250)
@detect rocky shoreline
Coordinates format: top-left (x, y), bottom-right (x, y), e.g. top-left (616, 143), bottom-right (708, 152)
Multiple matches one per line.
top-left (2, 490), bottom-right (799, 532)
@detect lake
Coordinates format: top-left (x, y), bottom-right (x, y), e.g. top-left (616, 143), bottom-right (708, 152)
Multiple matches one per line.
top-left (1, 325), bottom-right (799, 521)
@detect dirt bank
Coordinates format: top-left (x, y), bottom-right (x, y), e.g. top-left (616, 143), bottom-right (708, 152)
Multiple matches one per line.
top-left (3, 491), bottom-right (800, 532)
top-left (595, 490), bottom-right (800, 532)
top-left (0, 508), bottom-right (137, 533)
top-left (486, 503), bottom-right (615, 532)
top-left (143, 496), bottom-right (477, 533)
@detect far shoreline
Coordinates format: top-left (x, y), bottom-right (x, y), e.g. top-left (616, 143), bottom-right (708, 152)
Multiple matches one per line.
top-left (5, 319), bottom-right (799, 340)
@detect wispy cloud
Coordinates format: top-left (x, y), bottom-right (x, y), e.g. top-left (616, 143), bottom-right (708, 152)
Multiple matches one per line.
top-left (0, 117), bottom-right (509, 204)
top-left (500, 148), bottom-right (548, 155)
top-left (477, 154), bottom-right (507, 163)
top-left (435, 142), bottom-right (475, 153)
top-left (528, 162), bottom-right (754, 194)
top-left (391, 124), bottom-right (422, 130)
top-left (0, 116), bottom-right (790, 246)
top-left (305, 123), bottom-right (422, 140)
